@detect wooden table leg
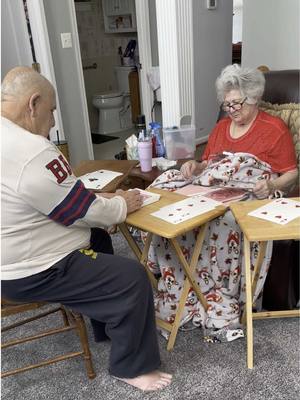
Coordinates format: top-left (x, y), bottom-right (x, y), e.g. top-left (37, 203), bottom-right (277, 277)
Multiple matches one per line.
top-left (139, 232), bottom-right (157, 289)
top-left (118, 223), bottom-right (157, 289)
top-left (120, 222), bottom-right (209, 351)
top-left (167, 224), bottom-right (209, 350)
top-left (241, 240), bottom-right (267, 325)
top-left (170, 226), bottom-right (209, 311)
top-left (244, 237), bottom-right (254, 369)
top-left (118, 223), bottom-right (142, 260)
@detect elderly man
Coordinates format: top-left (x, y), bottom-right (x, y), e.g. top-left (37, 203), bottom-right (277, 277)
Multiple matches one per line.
top-left (1, 66), bottom-right (172, 391)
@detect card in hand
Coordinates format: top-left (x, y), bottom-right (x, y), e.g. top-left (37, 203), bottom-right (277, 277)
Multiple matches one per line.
top-left (129, 188), bottom-right (160, 207)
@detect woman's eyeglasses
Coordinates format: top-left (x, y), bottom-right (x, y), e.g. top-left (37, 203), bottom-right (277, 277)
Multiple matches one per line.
top-left (222, 97), bottom-right (248, 112)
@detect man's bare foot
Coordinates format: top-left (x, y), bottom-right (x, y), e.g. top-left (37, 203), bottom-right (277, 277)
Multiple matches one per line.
top-left (114, 370), bottom-right (172, 391)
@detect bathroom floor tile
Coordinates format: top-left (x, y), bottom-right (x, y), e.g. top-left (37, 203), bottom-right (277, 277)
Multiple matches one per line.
top-left (93, 128), bottom-right (138, 160)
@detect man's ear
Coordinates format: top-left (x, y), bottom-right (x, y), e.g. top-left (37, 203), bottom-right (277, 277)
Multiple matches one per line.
top-left (28, 93), bottom-right (40, 117)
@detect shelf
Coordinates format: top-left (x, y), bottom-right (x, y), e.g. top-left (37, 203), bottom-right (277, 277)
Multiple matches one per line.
top-left (102, 0), bottom-right (136, 34)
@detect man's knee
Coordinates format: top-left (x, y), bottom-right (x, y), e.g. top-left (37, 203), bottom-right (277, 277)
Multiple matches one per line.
top-left (119, 257), bottom-right (151, 292)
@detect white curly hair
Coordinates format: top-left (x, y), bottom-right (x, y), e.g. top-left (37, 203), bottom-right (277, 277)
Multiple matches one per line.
top-left (215, 64), bottom-right (265, 104)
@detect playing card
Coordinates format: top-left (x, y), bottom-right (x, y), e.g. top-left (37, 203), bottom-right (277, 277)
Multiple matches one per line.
top-left (176, 185), bottom-right (249, 204)
top-left (151, 196), bottom-right (221, 224)
top-left (79, 170), bottom-right (123, 190)
top-left (248, 198), bottom-right (300, 225)
top-left (129, 188), bottom-right (160, 207)
top-left (175, 185), bottom-right (213, 196)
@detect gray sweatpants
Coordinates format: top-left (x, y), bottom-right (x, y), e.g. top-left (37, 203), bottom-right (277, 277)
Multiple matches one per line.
top-left (2, 228), bottom-right (161, 378)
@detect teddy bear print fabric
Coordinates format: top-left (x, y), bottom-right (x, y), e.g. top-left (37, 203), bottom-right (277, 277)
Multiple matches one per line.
top-left (146, 152), bottom-right (278, 339)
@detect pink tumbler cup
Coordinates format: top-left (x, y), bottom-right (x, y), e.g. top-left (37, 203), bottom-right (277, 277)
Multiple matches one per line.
top-left (138, 140), bottom-right (152, 172)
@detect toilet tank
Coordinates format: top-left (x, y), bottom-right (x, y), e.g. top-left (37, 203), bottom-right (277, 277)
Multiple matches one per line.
top-left (114, 66), bottom-right (136, 94)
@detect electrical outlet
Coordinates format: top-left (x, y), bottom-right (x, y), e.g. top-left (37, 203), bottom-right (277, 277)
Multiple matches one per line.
top-left (61, 33), bottom-right (72, 49)
top-left (207, 0), bottom-right (217, 10)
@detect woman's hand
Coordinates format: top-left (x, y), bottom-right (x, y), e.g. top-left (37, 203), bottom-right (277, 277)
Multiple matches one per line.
top-left (180, 160), bottom-right (207, 179)
top-left (254, 170), bottom-right (298, 199)
top-left (253, 180), bottom-right (271, 199)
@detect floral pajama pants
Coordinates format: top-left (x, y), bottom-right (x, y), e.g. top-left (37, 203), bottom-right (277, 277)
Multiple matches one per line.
top-left (146, 153), bottom-right (278, 336)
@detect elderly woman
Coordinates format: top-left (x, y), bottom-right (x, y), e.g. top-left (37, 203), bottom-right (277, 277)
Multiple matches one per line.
top-left (147, 64), bottom-right (298, 342)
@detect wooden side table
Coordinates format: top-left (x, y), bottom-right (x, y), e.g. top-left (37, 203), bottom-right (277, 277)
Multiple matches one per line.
top-left (53, 141), bottom-right (70, 162)
top-left (73, 160), bottom-right (138, 192)
top-left (129, 159), bottom-right (191, 189)
top-left (230, 199), bottom-right (300, 369)
top-left (119, 188), bottom-right (226, 350)
top-left (129, 166), bottom-right (162, 189)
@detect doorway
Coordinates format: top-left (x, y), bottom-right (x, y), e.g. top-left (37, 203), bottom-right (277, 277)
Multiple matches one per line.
top-left (74, 0), bottom-right (140, 157)
top-left (232, 0), bottom-right (243, 64)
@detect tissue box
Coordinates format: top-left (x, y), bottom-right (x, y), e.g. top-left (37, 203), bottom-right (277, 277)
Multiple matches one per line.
top-left (126, 144), bottom-right (139, 160)
top-left (163, 125), bottom-right (196, 160)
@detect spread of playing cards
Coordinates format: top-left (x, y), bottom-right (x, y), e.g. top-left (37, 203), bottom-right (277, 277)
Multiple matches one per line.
top-left (79, 170), bottom-right (123, 190)
top-left (248, 198), bottom-right (300, 225)
top-left (151, 196), bottom-right (222, 224)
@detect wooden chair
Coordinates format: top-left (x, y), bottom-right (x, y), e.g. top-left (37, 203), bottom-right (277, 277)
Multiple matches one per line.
top-left (1, 299), bottom-right (96, 379)
top-left (257, 65), bottom-right (270, 73)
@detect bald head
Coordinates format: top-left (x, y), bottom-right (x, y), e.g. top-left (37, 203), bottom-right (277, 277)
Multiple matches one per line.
top-left (2, 66), bottom-right (53, 101)
top-left (1, 66), bottom-right (56, 137)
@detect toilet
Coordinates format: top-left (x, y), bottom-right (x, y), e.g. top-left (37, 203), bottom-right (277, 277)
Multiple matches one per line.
top-left (92, 65), bottom-right (135, 135)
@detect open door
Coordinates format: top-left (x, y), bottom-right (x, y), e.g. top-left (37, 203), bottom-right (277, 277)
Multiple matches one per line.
top-left (2, 0), bottom-right (95, 165)
top-left (26, 0), bottom-right (65, 142)
top-left (1, 0), bottom-right (65, 142)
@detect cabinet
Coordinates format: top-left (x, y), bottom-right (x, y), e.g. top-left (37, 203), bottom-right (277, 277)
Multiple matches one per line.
top-left (102, 0), bottom-right (137, 33)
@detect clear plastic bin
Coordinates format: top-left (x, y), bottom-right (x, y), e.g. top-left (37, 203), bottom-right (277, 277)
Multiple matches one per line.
top-left (163, 125), bottom-right (196, 160)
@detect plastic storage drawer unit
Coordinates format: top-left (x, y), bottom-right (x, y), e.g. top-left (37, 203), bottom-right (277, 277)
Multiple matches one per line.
top-left (163, 125), bottom-right (196, 160)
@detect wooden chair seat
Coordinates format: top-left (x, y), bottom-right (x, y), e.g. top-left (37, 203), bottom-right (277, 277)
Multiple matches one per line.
top-left (1, 299), bottom-right (96, 379)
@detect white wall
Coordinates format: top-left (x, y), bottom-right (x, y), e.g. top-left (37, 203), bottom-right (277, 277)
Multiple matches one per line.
top-left (242, 0), bottom-right (300, 70)
top-left (193, 0), bottom-right (233, 142)
top-left (43, 0), bottom-right (94, 166)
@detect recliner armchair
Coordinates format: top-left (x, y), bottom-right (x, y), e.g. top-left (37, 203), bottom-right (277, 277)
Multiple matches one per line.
top-left (217, 69), bottom-right (300, 310)
top-left (259, 69), bottom-right (300, 310)
top-left (262, 69), bottom-right (300, 104)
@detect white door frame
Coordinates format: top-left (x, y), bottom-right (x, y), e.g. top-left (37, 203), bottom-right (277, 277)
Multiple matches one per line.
top-left (26, 0), bottom-right (65, 141)
top-left (1, 0), bottom-right (33, 78)
top-left (135, 0), bottom-right (154, 127)
top-left (27, 0), bottom-right (153, 156)
top-left (67, 0), bottom-right (93, 160)
top-left (26, 0), bottom-right (93, 161)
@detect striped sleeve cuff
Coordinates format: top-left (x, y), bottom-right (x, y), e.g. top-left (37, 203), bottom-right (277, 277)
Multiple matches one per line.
top-left (48, 180), bottom-right (96, 226)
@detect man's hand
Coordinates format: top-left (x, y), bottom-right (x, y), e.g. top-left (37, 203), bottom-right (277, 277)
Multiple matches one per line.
top-left (99, 192), bottom-right (118, 199)
top-left (180, 160), bottom-right (207, 179)
top-left (116, 189), bottom-right (143, 214)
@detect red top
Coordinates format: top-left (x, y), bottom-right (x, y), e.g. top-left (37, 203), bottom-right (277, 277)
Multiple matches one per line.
top-left (202, 111), bottom-right (297, 173)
